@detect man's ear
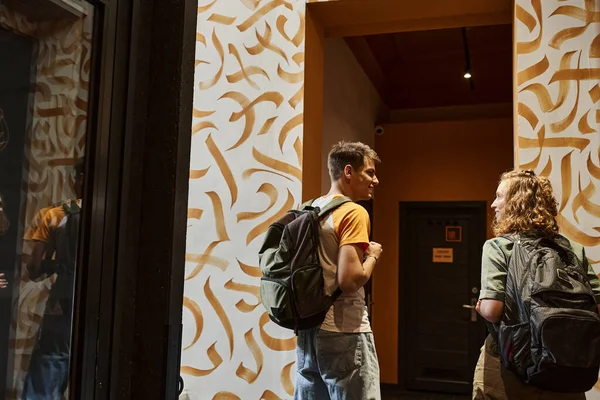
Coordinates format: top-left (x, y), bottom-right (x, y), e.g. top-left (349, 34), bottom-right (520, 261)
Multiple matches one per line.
top-left (343, 164), bottom-right (353, 179)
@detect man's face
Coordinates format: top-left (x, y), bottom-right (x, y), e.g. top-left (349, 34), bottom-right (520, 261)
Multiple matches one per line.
top-left (346, 157), bottom-right (379, 201)
top-left (491, 180), bottom-right (509, 222)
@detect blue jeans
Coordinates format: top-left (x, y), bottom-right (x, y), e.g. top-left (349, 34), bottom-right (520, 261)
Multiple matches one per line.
top-left (22, 315), bottom-right (71, 400)
top-left (294, 328), bottom-right (381, 400)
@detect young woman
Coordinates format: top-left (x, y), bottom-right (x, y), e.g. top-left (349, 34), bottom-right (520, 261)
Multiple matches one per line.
top-left (473, 170), bottom-right (600, 399)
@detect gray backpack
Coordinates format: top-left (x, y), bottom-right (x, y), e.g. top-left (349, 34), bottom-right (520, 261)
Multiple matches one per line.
top-left (498, 235), bottom-right (600, 392)
top-left (258, 196), bottom-right (351, 333)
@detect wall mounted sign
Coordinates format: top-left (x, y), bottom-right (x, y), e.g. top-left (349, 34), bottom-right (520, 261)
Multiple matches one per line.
top-left (433, 248), bottom-right (453, 263)
top-left (446, 226), bottom-right (462, 242)
top-left (0, 108), bottom-right (8, 153)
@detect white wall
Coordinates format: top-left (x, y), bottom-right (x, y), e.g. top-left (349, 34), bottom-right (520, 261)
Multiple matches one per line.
top-left (321, 38), bottom-right (387, 192)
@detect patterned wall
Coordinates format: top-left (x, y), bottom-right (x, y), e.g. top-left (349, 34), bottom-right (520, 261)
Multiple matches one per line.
top-left (0, 5), bottom-right (93, 398)
top-left (182, 0), bottom-right (305, 398)
top-left (515, 1), bottom-right (599, 393)
top-left (515, 3), bottom-right (600, 284)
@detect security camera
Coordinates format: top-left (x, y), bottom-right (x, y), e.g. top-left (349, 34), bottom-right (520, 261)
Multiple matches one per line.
top-left (374, 125), bottom-right (384, 136)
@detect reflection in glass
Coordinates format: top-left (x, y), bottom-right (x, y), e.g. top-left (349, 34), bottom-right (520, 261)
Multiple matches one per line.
top-left (0, 1), bottom-right (94, 399)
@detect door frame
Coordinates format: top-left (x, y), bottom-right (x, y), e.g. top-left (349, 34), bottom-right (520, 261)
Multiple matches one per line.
top-left (65, 0), bottom-right (196, 398)
top-left (397, 201), bottom-right (487, 391)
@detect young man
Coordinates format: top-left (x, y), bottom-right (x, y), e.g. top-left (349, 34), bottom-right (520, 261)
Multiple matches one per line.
top-left (294, 141), bottom-right (383, 400)
top-left (22, 160), bottom-right (84, 400)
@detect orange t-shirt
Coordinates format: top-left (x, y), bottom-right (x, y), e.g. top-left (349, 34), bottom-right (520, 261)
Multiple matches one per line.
top-left (312, 195), bottom-right (372, 333)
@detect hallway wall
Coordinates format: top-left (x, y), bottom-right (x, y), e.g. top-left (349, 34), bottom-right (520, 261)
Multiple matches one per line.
top-left (371, 118), bottom-right (514, 383)
top-left (321, 37), bottom-right (386, 192)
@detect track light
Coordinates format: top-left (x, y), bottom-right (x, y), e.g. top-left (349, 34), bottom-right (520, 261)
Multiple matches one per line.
top-left (461, 28), bottom-right (474, 89)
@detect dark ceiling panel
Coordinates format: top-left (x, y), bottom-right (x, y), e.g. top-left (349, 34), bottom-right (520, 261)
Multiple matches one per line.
top-left (348, 24), bottom-right (512, 110)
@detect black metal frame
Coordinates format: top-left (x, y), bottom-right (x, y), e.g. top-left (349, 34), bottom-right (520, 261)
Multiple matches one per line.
top-left (68, 0), bottom-right (196, 398)
top-left (397, 201), bottom-right (487, 392)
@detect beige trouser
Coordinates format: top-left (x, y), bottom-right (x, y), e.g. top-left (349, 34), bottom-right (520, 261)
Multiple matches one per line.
top-left (472, 336), bottom-right (586, 400)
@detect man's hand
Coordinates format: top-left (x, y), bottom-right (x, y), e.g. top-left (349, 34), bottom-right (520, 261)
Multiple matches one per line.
top-left (0, 273), bottom-right (7, 289)
top-left (365, 241), bottom-right (382, 262)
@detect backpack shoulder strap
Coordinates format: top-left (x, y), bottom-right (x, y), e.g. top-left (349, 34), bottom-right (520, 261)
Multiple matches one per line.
top-left (317, 196), bottom-right (352, 218)
top-left (500, 234), bottom-right (519, 243)
top-left (299, 199), bottom-right (314, 210)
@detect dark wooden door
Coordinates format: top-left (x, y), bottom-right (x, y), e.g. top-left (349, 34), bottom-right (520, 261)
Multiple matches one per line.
top-left (399, 202), bottom-right (487, 394)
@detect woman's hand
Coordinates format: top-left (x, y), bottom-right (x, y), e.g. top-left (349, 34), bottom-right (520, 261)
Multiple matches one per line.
top-left (0, 273), bottom-right (7, 289)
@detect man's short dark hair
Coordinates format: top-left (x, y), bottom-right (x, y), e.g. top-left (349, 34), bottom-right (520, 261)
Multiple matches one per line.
top-left (327, 141), bottom-right (380, 180)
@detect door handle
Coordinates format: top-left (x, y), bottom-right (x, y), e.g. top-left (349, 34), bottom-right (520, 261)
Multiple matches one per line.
top-left (462, 298), bottom-right (478, 321)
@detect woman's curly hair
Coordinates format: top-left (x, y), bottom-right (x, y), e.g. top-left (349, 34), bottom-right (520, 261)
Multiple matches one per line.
top-left (493, 170), bottom-right (559, 238)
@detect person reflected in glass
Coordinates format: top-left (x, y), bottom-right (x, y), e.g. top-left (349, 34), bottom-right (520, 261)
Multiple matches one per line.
top-left (22, 160), bottom-right (83, 400)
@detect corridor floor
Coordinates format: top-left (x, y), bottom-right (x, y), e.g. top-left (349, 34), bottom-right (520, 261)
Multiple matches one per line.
top-left (382, 388), bottom-right (470, 400)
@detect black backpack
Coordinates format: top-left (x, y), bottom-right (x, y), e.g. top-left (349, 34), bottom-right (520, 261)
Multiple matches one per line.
top-left (258, 196), bottom-right (351, 333)
top-left (497, 234), bottom-right (600, 392)
top-left (46, 202), bottom-right (80, 320)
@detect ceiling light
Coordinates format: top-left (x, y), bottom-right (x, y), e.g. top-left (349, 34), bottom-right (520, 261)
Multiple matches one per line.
top-left (461, 27), bottom-right (474, 89)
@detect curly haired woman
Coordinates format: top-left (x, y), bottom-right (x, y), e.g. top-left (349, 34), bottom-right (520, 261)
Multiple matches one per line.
top-left (473, 170), bottom-right (600, 399)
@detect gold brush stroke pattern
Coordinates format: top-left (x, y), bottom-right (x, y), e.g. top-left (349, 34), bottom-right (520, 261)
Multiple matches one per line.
top-left (183, 297), bottom-right (204, 350)
top-left (257, 23), bottom-right (289, 62)
top-left (258, 116), bottom-right (278, 135)
top-left (207, 135), bottom-right (239, 205)
top-left (184, 0), bottom-right (304, 397)
top-left (559, 151), bottom-right (574, 212)
top-left (185, 241), bottom-right (228, 281)
top-left (278, 113), bottom-right (303, 149)
top-left (212, 393), bottom-right (241, 400)
top-left (205, 277), bottom-right (235, 359)
top-left (516, 0), bottom-right (542, 54)
top-left (193, 121), bottom-right (218, 135)
top-left (236, 0), bottom-right (293, 32)
top-left (181, 343), bottom-right (224, 376)
top-left (190, 167), bottom-right (211, 179)
top-left (281, 361), bottom-right (295, 396)
top-left (0, 4), bottom-right (93, 398)
top-left (259, 312), bottom-right (296, 351)
top-left (260, 390), bottom-right (284, 400)
top-left (198, 29), bottom-right (225, 90)
top-left (235, 329), bottom-right (264, 383)
top-left (236, 182), bottom-right (278, 222)
top-left (188, 208), bottom-right (205, 219)
top-left (253, 147), bottom-right (302, 180)
top-left (246, 188), bottom-right (294, 245)
top-left (516, 2), bottom-right (600, 393)
top-left (238, 259), bottom-right (262, 277)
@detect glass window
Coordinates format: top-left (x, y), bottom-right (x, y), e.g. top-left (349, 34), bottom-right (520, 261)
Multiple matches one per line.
top-left (0, 1), bottom-right (95, 398)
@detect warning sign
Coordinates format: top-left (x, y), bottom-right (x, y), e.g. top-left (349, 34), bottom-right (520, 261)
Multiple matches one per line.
top-left (446, 226), bottom-right (462, 242)
top-left (433, 248), bottom-right (453, 263)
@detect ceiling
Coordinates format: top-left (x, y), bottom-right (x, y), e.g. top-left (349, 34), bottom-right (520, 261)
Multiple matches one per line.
top-left (346, 24), bottom-right (512, 110)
